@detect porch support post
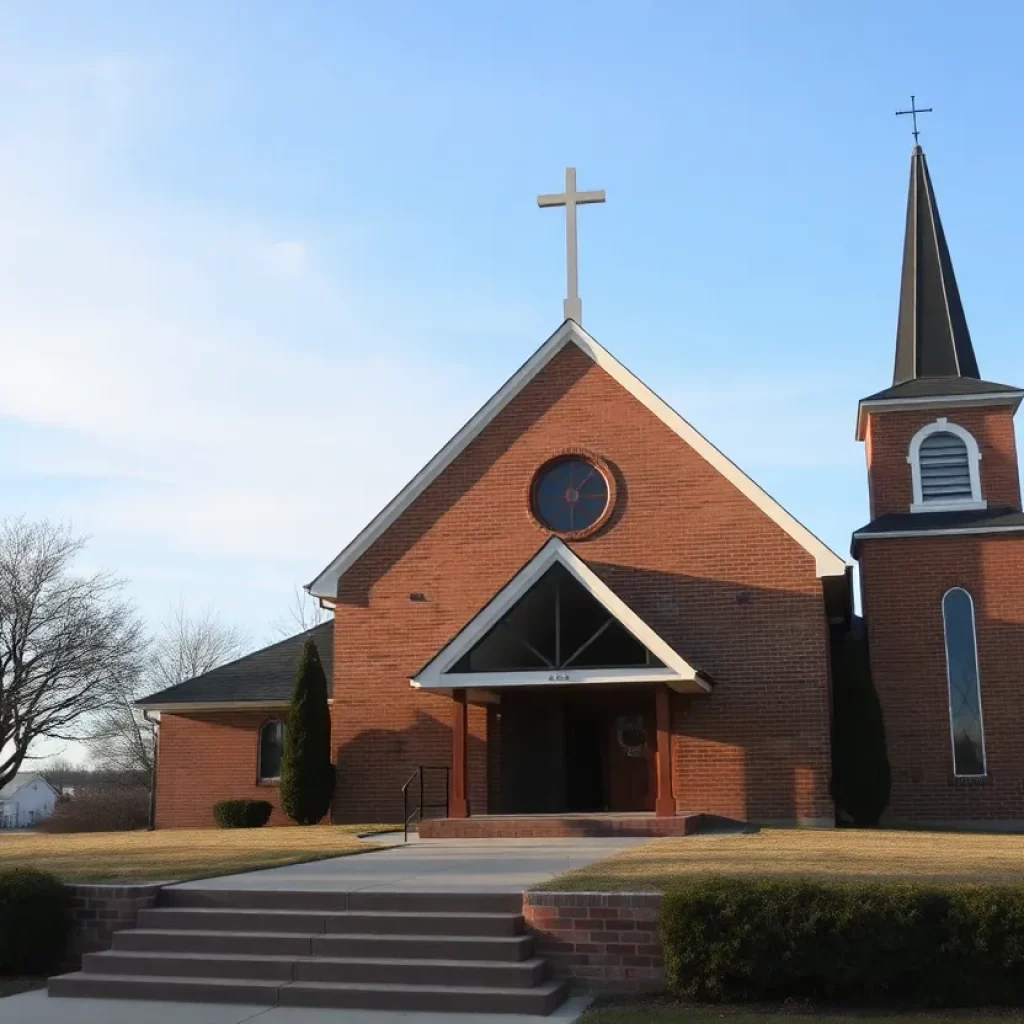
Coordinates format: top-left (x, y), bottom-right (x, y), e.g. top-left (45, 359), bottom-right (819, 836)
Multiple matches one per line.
top-left (450, 688), bottom-right (469, 818)
top-left (655, 685), bottom-right (675, 817)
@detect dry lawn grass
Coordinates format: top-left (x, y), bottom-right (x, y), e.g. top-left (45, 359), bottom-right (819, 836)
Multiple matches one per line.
top-left (0, 824), bottom-right (397, 883)
top-left (538, 827), bottom-right (1024, 892)
top-left (579, 1002), bottom-right (1024, 1024)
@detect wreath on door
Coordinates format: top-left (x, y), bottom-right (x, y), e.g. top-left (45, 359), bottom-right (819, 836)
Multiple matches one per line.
top-left (615, 715), bottom-right (648, 758)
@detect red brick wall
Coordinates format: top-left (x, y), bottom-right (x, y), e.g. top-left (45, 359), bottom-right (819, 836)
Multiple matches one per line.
top-left (155, 711), bottom-right (291, 829)
top-left (865, 406), bottom-right (1021, 518)
top-left (523, 891), bottom-right (664, 992)
top-left (330, 342), bottom-right (834, 826)
top-left (66, 884), bottom-right (164, 963)
top-left (859, 533), bottom-right (1024, 823)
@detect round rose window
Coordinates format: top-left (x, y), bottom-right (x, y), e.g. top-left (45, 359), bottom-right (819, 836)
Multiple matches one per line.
top-left (532, 456), bottom-right (610, 535)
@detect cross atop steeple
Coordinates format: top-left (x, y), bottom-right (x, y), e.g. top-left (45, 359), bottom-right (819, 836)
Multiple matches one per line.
top-left (896, 95), bottom-right (933, 145)
top-left (537, 167), bottom-right (605, 325)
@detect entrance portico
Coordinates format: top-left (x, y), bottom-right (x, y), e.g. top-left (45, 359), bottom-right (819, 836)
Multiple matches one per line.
top-left (413, 538), bottom-right (711, 823)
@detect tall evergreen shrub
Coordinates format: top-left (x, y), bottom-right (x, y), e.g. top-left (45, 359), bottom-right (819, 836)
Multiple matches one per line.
top-left (279, 637), bottom-right (335, 825)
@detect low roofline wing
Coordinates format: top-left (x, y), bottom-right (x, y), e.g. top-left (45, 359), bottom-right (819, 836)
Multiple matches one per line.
top-left (307, 320), bottom-right (846, 599)
top-left (411, 536), bottom-right (711, 692)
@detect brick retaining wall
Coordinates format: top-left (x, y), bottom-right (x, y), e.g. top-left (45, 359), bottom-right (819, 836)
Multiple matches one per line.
top-left (523, 891), bottom-right (664, 992)
top-left (66, 883), bottom-right (165, 962)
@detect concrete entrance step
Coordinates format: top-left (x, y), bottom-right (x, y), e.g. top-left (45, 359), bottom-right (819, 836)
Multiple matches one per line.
top-left (420, 811), bottom-right (708, 839)
top-left (114, 927), bottom-right (536, 961)
top-left (163, 887), bottom-right (522, 914)
top-left (49, 973), bottom-right (569, 1014)
top-left (49, 888), bottom-right (569, 1015)
top-left (86, 949), bottom-right (548, 987)
top-left (137, 906), bottom-right (524, 936)
top-left (279, 978), bottom-right (569, 1014)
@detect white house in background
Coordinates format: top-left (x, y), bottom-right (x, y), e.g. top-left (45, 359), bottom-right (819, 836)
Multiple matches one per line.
top-left (0, 773), bottom-right (59, 828)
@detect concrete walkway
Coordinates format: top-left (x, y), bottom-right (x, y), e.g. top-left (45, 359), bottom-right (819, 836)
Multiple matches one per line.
top-left (3, 989), bottom-right (593, 1023)
top-left (173, 835), bottom-right (646, 894)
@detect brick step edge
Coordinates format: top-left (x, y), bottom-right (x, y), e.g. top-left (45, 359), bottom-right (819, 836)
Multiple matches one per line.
top-left (83, 950), bottom-right (548, 987)
top-left (162, 889), bottom-right (523, 914)
top-left (49, 973), bottom-right (569, 1015)
top-left (115, 928), bottom-right (535, 961)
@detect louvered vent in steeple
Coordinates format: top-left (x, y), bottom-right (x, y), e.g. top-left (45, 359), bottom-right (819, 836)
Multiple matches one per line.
top-left (918, 431), bottom-right (972, 503)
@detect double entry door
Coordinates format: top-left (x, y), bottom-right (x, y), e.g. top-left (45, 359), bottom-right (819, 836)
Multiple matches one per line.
top-left (498, 689), bottom-right (656, 814)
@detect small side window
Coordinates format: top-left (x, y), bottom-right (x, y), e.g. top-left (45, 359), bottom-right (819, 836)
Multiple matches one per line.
top-left (258, 721), bottom-right (284, 781)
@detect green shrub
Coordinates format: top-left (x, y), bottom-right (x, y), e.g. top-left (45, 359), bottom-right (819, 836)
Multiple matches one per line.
top-left (279, 637), bottom-right (335, 825)
top-left (830, 621), bottom-right (891, 825)
top-left (659, 875), bottom-right (1024, 1008)
top-left (212, 799), bottom-right (273, 829)
top-left (0, 868), bottom-right (70, 975)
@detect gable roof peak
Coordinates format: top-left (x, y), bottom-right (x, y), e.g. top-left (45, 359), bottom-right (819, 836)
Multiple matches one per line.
top-left (306, 323), bottom-right (847, 597)
top-left (893, 144), bottom-right (980, 385)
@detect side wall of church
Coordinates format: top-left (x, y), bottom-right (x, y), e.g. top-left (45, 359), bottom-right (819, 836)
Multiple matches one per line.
top-left (865, 406), bottom-right (1020, 518)
top-left (330, 342), bottom-right (834, 826)
top-left (859, 533), bottom-right (1024, 825)
top-left (154, 711), bottom-right (291, 829)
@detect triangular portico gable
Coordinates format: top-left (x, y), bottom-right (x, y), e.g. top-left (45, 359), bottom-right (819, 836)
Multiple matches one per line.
top-left (411, 537), bottom-right (711, 694)
top-left (308, 320), bottom-right (846, 598)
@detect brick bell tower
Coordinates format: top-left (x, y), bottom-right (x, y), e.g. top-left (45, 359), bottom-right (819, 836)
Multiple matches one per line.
top-left (853, 143), bottom-right (1024, 826)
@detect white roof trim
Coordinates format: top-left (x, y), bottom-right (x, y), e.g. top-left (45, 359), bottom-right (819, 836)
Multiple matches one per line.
top-left (411, 537), bottom-right (711, 693)
top-left (308, 320), bottom-right (846, 597)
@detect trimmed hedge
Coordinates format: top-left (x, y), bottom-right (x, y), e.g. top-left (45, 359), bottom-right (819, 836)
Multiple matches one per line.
top-left (0, 868), bottom-right (70, 975)
top-left (212, 799), bottom-right (273, 829)
top-left (660, 875), bottom-right (1024, 1008)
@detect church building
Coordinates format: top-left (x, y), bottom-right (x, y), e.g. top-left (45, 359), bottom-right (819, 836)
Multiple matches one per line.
top-left (141, 145), bottom-right (1024, 831)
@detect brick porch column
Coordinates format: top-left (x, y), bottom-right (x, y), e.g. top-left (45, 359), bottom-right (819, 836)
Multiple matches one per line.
top-left (654, 685), bottom-right (675, 817)
top-left (450, 689), bottom-right (469, 818)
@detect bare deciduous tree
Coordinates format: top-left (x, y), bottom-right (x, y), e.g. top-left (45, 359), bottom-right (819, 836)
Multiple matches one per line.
top-left (0, 518), bottom-right (145, 791)
top-left (150, 601), bottom-right (246, 692)
top-left (272, 585), bottom-right (330, 639)
top-left (88, 601), bottom-right (246, 776)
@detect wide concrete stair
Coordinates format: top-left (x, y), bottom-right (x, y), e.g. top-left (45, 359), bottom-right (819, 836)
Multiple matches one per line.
top-left (49, 888), bottom-right (568, 1015)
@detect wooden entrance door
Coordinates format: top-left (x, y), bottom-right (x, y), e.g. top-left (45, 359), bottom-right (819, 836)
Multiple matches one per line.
top-left (605, 701), bottom-right (656, 812)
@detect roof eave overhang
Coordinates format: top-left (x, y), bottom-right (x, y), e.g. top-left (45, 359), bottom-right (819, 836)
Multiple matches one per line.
top-left (308, 320), bottom-right (846, 596)
top-left (855, 391), bottom-right (1024, 440)
top-left (410, 537), bottom-right (712, 694)
top-left (134, 700), bottom-right (296, 713)
top-left (851, 523), bottom-right (1024, 558)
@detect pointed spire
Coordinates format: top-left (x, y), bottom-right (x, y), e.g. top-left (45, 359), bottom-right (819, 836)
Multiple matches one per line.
top-left (893, 146), bottom-right (980, 384)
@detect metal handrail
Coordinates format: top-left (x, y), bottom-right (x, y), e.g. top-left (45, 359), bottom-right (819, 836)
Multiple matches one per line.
top-left (401, 765), bottom-right (450, 842)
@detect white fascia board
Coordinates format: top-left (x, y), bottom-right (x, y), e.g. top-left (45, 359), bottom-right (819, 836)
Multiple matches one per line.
top-left (411, 537), bottom-right (711, 693)
top-left (308, 320), bottom-right (846, 598)
top-left (855, 391), bottom-right (1024, 440)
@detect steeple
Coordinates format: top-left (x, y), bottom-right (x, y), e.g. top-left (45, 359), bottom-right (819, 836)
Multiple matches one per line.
top-left (892, 145), bottom-right (980, 384)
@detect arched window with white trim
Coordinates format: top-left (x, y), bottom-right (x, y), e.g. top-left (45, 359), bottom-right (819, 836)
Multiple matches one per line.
top-left (258, 720), bottom-right (284, 782)
top-left (942, 587), bottom-right (986, 777)
top-left (908, 418), bottom-right (985, 513)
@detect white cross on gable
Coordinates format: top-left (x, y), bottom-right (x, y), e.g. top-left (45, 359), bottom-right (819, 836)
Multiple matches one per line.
top-left (537, 167), bottom-right (605, 325)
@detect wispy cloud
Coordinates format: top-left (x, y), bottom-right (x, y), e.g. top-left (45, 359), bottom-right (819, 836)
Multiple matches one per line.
top-left (0, 54), bottom-right (483, 629)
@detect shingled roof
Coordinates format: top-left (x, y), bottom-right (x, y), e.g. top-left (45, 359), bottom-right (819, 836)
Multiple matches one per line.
top-left (137, 621), bottom-right (333, 709)
top-left (851, 506), bottom-right (1024, 556)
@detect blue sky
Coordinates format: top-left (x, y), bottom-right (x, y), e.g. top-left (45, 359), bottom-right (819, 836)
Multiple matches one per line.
top-left (2, 1), bottom-right (1022, 656)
